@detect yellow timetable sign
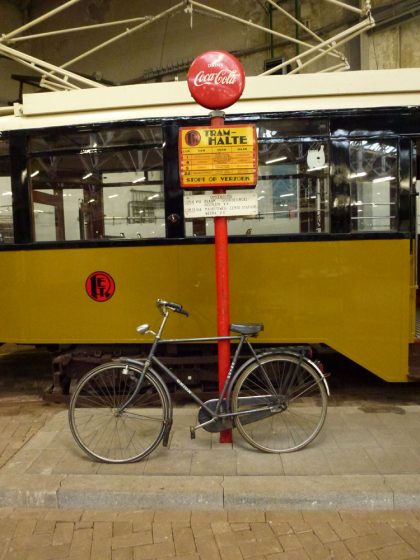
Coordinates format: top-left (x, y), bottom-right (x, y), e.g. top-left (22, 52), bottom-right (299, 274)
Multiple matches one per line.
top-left (179, 124), bottom-right (258, 189)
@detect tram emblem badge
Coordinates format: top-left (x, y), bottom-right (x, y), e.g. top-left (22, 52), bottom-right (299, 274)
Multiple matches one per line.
top-left (85, 271), bottom-right (115, 302)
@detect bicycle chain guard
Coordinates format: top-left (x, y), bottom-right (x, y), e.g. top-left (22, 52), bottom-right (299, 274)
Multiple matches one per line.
top-left (198, 399), bottom-right (233, 433)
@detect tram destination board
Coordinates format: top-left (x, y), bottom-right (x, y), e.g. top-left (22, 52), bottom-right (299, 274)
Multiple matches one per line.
top-left (179, 124), bottom-right (258, 189)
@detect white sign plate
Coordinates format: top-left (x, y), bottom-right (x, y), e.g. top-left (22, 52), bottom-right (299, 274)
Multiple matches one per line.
top-left (184, 192), bottom-right (258, 218)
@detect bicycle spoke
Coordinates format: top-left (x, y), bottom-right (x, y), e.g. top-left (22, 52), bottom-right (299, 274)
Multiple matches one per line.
top-left (232, 354), bottom-right (327, 453)
top-left (69, 363), bottom-right (168, 463)
top-left (122, 409), bottom-right (165, 422)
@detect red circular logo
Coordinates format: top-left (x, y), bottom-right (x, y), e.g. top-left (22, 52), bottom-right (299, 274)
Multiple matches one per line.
top-left (86, 271), bottom-right (115, 302)
top-left (187, 50), bottom-right (245, 110)
top-left (185, 130), bottom-right (201, 146)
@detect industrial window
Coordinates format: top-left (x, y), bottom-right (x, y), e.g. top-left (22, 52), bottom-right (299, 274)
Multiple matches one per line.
top-left (0, 137), bottom-right (13, 244)
top-left (27, 126), bottom-right (164, 242)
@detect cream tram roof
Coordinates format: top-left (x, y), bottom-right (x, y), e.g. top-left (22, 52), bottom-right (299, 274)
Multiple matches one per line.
top-left (1, 68), bottom-right (420, 131)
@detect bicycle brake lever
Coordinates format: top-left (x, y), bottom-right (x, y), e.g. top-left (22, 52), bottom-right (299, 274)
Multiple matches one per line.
top-left (156, 299), bottom-right (168, 316)
top-left (157, 299), bottom-right (188, 317)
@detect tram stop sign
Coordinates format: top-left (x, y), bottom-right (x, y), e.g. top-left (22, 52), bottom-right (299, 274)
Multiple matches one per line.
top-left (186, 51), bottom-right (248, 445)
top-left (183, 51), bottom-right (256, 190)
top-left (187, 50), bottom-right (245, 110)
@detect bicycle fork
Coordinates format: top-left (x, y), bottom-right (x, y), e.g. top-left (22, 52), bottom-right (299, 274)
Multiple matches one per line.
top-left (117, 309), bottom-right (169, 414)
top-left (116, 311), bottom-right (174, 445)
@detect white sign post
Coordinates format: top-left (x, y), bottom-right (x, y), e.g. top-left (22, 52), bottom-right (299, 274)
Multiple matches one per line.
top-left (184, 192), bottom-right (258, 218)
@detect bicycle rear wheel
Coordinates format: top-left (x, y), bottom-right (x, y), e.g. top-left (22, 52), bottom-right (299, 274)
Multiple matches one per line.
top-left (232, 353), bottom-right (327, 453)
top-left (69, 362), bottom-right (169, 463)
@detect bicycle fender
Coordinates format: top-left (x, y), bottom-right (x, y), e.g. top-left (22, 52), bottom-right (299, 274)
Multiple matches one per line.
top-left (307, 357), bottom-right (330, 397)
top-left (227, 349), bottom-right (330, 402)
top-left (264, 349), bottom-right (330, 397)
top-left (259, 349), bottom-right (330, 396)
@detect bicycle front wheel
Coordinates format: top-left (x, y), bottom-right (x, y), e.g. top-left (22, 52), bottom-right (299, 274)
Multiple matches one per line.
top-left (232, 353), bottom-right (327, 453)
top-left (69, 362), bottom-right (169, 463)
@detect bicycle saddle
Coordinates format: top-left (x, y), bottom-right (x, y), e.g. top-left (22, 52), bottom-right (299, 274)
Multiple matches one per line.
top-left (230, 323), bottom-right (264, 335)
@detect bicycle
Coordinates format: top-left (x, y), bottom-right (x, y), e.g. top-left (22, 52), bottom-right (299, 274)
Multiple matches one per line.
top-left (69, 299), bottom-right (329, 463)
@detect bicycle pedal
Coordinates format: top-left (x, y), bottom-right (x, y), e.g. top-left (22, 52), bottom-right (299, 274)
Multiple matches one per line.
top-left (189, 426), bottom-right (196, 439)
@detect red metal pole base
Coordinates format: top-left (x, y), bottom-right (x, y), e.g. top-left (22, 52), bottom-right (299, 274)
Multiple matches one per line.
top-left (214, 214), bottom-right (232, 444)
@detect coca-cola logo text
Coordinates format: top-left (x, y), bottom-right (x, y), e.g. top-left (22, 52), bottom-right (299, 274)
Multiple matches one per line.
top-left (193, 69), bottom-right (240, 87)
top-left (187, 50), bottom-right (245, 109)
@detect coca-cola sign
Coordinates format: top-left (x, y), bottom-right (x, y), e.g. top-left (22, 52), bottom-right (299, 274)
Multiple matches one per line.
top-left (187, 50), bottom-right (245, 110)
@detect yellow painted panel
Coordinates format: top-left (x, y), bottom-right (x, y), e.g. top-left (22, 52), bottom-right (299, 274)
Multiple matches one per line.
top-left (0, 238), bottom-right (413, 382)
top-left (229, 240), bottom-right (411, 382)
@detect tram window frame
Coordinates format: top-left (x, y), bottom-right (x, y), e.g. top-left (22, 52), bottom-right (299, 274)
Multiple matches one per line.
top-left (184, 136), bottom-right (331, 238)
top-left (2, 110), bottom-right (415, 248)
top-left (27, 124), bottom-right (166, 243)
top-left (330, 137), bottom-right (400, 234)
top-left (0, 137), bottom-right (13, 244)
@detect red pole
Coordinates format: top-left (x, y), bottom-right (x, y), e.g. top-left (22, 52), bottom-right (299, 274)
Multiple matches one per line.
top-left (211, 111), bottom-right (232, 444)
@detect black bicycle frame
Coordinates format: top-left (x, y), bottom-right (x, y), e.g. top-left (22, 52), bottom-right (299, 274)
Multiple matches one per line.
top-left (150, 333), bottom-right (247, 417)
top-left (118, 309), bottom-right (281, 422)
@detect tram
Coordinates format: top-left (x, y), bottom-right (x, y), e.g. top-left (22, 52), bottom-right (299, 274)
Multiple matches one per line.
top-left (0, 68), bottom-right (419, 389)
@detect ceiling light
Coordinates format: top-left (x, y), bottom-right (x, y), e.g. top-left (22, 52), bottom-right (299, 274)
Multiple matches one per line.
top-left (307, 165), bottom-right (328, 172)
top-left (265, 156), bottom-right (287, 165)
top-left (372, 176), bottom-right (395, 183)
top-left (348, 171), bottom-right (367, 179)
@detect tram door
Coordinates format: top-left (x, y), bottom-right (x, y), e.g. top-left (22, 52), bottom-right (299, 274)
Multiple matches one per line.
top-left (416, 140), bottom-right (420, 309)
top-left (407, 140), bottom-right (420, 380)
top-left (32, 189), bottom-right (65, 242)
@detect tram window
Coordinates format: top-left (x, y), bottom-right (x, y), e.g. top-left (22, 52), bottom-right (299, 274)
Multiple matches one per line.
top-left (28, 126), bottom-right (165, 241)
top-left (348, 140), bottom-right (398, 232)
top-left (257, 118), bottom-right (329, 138)
top-left (29, 127), bottom-right (162, 154)
top-left (0, 138), bottom-right (13, 244)
top-left (184, 139), bottom-right (330, 237)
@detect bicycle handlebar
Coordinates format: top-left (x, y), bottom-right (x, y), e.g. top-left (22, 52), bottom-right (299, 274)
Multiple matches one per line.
top-left (157, 299), bottom-right (189, 317)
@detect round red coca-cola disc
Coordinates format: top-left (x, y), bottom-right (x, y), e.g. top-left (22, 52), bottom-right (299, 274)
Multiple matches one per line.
top-left (187, 50), bottom-right (245, 110)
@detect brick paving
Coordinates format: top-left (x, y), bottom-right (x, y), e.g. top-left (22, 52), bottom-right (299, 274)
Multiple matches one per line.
top-left (1, 508), bottom-right (420, 559)
top-left (0, 399), bottom-right (64, 469)
top-left (1, 399), bottom-right (420, 558)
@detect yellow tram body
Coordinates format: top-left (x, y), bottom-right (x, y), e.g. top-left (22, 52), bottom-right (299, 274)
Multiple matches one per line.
top-left (0, 238), bottom-right (413, 382)
top-left (0, 69), bottom-right (419, 384)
